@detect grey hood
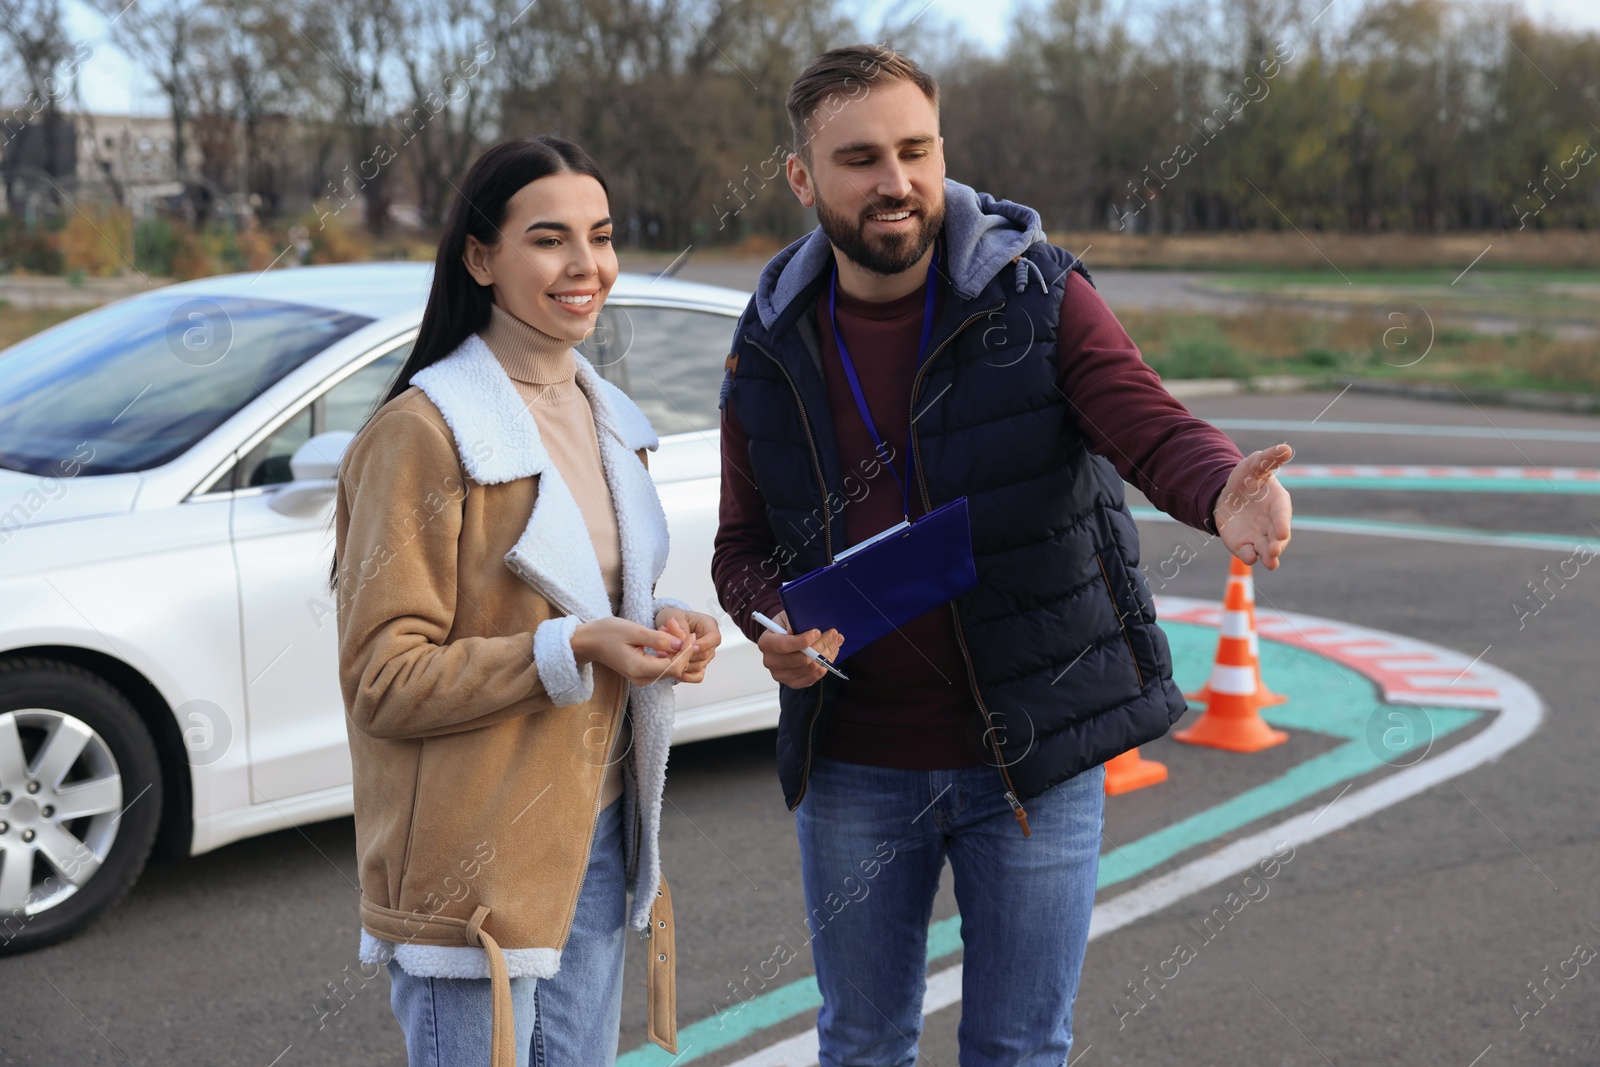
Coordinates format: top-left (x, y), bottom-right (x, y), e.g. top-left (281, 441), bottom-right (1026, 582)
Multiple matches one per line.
top-left (753, 177), bottom-right (1053, 330)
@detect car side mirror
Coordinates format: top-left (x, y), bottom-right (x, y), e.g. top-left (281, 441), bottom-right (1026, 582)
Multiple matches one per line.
top-left (288, 430), bottom-right (355, 481)
top-left (269, 431), bottom-right (355, 516)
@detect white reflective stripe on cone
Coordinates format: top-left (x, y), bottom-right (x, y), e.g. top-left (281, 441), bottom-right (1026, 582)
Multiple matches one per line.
top-left (1220, 611), bottom-right (1252, 639)
top-left (1206, 664), bottom-right (1257, 695)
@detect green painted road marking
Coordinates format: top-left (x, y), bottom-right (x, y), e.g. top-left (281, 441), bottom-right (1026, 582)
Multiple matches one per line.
top-left (1093, 626), bottom-right (1479, 890)
top-left (1206, 418), bottom-right (1600, 444)
top-left (1130, 507), bottom-right (1600, 554)
top-left (1278, 475), bottom-right (1600, 494)
top-left (617, 623), bottom-right (1484, 1066)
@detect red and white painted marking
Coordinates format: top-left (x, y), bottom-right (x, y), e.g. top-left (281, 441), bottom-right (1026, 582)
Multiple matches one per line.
top-left (1278, 464), bottom-right (1600, 482)
top-left (1155, 596), bottom-right (1505, 708)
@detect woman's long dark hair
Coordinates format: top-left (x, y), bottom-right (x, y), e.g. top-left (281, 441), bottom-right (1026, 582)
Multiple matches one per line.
top-left (327, 134), bottom-right (611, 595)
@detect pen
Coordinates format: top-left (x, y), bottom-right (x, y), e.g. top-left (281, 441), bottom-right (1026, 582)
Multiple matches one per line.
top-left (751, 611), bottom-right (850, 681)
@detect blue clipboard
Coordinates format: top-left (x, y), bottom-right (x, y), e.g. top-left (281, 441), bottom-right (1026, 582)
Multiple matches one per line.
top-left (778, 496), bottom-right (978, 663)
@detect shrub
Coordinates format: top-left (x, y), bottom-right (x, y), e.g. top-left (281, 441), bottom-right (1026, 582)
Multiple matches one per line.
top-left (234, 227), bottom-right (286, 271)
top-left (58, 203), bottom-right (131, 277)
top-left (168, 224), bottom-right (211, 280)
top-left (133, 216), bottom-right (180, 276)
top-left (0, 220), bottom-right (62, 274)
top-left (1149, 326), bottom-right (1250, 379)
top-left (303, 211), bottom-right (371, 264)
top-left (1299, 347), bottom-right (1347, 368)
top-left (1523, 342), bottom-right (1600, 390)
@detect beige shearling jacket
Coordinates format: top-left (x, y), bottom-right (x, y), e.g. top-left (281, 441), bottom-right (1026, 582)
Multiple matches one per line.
top-left (333, 331), bottom-right (686, 1060)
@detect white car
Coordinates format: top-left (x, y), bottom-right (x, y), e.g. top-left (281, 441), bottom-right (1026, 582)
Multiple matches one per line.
top-left (0, 262), bottom-right (772, 952)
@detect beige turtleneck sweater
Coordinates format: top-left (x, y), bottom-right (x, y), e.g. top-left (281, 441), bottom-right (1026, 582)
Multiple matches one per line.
top-left (479, 300), bottom-right (630, 812)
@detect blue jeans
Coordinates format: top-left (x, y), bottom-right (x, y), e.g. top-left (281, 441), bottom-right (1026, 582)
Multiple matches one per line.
top-left (795, 755), bottom-right (1105, 1067)
top-left (387, 796), bottom-right (627, 1067)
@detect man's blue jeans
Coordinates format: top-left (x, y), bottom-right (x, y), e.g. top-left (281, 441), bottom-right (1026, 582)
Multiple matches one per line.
top-left (796, 754), bottom-right (1105, 1067)
top-left (386, 796), bottom-right (627, 1067)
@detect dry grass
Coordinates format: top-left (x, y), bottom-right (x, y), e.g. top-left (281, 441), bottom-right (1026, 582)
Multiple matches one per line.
top-left (1053, 230), bottom-right (1600, 271)
top-left (0, 303), bottom-right (91, 351)
top-left (1122, 307), bottom-right (1600, 393)
top-left (6, 284), bottom-right (1596, 399)
top-left (5, 207), bottom-right (436, 284)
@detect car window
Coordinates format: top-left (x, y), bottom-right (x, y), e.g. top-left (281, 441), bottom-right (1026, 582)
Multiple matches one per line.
top-left (242, 406), bottom-right (314, 487)
top-left (322, 345), bottom-right (409, 433)
top-left (578, 306), bottom-right (733, 435)
top-left (227, 343), bottom-right (410, 489)
top-left (0, 294), bottom-right (371, 476)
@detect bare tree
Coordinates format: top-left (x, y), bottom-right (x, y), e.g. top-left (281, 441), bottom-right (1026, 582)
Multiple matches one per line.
top-left (299, 0), bottom-right (409, 234)
top-left (0, 0), bottom-right (83, 208)
top-left (86, 0), bottom-right (213, 218)
top-left (493, 0), bottom-right (851, 249)
top-left (185, 0), bottom-right (308, 223)
top-left (38, 0), bottom-right (1600, 241)
top-left (397, 0), bottom-right (499, 229)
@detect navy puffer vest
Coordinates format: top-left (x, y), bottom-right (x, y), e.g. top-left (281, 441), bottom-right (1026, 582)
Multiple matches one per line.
top-left (724, 240), bottom-right (1188, 823)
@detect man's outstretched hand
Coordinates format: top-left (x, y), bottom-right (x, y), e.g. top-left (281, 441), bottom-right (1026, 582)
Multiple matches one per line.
top-left (1214, 442), bottom-right (1294, 570)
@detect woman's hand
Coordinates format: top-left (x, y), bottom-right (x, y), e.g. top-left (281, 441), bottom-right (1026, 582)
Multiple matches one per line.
top-left (570, 617), bottom-right (698, 687)
top-left (654, 607), bottom-right (722, 684)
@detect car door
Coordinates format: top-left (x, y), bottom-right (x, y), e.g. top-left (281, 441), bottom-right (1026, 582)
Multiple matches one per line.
top-left (580, 303), bottom-right (775, 741)
top-left (228, 338), bottom-right (412, 804)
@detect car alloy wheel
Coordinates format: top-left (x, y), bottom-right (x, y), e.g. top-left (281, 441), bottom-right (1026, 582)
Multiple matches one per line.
top-left (0, 658), bottom-right (163, 954)
top-left (0, 709), bottom-right (125, 916)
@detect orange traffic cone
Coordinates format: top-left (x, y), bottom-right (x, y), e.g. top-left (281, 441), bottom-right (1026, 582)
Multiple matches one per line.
top-left (1175, 559), bottom-right (1289, 753)
top-left (1104, 747), bottom-right (1168, 795)
top-left (1185, 556), bottom-right (1288, 708)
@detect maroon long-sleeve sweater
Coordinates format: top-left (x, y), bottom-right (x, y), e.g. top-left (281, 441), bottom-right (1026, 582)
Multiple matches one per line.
top-left (713, 267), bottom-right (1244, 770)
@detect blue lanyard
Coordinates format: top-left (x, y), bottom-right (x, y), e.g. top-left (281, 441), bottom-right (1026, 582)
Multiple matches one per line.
top-left (827, 240), bottom-right (940, 522)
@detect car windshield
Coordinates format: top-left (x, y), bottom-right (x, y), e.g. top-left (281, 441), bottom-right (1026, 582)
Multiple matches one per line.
top-left (0, 293), bottom-right (372, 477)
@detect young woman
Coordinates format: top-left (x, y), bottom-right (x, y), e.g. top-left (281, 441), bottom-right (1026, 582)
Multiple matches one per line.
top-left (330, 135), bottom-right (720, 1067)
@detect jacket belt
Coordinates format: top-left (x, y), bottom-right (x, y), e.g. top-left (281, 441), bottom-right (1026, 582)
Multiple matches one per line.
top-left (458, 876), bottom-right (677, 1065)
top-left (646, 875), bottom-right (679, 1052)
top-left (462, 904), bottom-right (517, 1067)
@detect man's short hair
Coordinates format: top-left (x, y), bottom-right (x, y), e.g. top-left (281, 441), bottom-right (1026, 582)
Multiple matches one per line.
top-left (786, 44), bottom-right (940, 164)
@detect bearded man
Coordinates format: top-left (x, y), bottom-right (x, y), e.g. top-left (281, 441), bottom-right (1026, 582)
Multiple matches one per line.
top-left (712, 44), bottom-right (1293, 1067)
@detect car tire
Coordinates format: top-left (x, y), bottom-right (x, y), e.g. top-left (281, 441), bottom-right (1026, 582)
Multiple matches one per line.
top-left (0, 657), bottom-right (163, 955)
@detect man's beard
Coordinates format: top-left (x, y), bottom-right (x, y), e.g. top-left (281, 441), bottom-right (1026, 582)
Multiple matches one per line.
top-left (815, 189), bottom-right (944, 277)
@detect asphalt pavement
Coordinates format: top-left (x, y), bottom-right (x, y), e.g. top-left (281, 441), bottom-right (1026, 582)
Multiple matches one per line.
top-left (2, 390), bottom-right (1596, 1067)
top-left (622, 257), bottom-right (1280, 317)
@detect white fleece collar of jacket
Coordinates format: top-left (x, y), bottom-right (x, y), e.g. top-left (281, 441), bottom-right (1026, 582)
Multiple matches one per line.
top-left (369, 331), bottom-right (682, 977)
top-left (410, 330), bottom-right (666, 623)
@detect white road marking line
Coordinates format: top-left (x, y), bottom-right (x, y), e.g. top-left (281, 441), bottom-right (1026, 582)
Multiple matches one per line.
top-left (1206, 420), bottom-right (1600, 444)
top-left (1280, 465), bottom-right (1600, 481)
top-left (1132, 508), bottom-right (1600, 555)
